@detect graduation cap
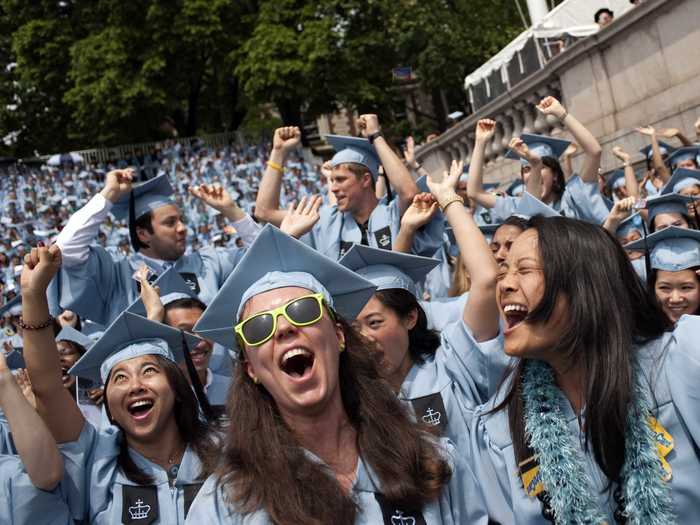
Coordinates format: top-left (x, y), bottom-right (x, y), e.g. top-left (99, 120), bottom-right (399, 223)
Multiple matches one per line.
top-left (478, 223), bottom-right (503, 239)
top-left (505, 133), bottom-right (571, 164)
top-left (660, 168), bottom-right (700, 195)
top-left (625, 226), bottom-right (700, 271)
top-left (111, 174), bottom-right (175, 221)
top-left (616, 212), bottom-right (644, 240)
top-left (4, 349), bottom-right (25, 370)
top-left (639, 141), bottom-right (674, 160)
top-left (338, 244), bottom-right (439, 298)
top-left (56, 326), bottom-right (94, 353)
top-left (193, 225), bottom-right (376, 350)
top-left (514, 192), bottom-right (560, 219)
top-left (325, 135), bottom-right (380, 180)
top-left (69, 311), bottom-right (203, 384)
top-left (126, 266), bottom-right (197, 317)
top-left (0, 295), bottom-right (21, 318)
top-left (507, 180), bottom-right (525, 197)
top-left (665, 146), bottom-right (700, 169)
top-left (645, 193), bottom-right (692, 226)
top-left (605, 170), bottom-right (627, 193)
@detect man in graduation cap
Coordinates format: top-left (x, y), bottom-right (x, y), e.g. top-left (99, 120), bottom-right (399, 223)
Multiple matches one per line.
top-left (255, 117), bottom-right (440, 260)
top-left (51, 169), bottom-right (261, 326)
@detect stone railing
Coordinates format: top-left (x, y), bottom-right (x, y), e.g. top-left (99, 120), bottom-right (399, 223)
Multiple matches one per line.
top-left (416, 0), bottom-right (700, 186)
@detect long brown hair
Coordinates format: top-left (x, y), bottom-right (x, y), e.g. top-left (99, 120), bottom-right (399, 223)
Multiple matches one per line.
top-left (216, 317), bottom-right (451, 525)
top-left (104, 356), bottom-right (219, 484)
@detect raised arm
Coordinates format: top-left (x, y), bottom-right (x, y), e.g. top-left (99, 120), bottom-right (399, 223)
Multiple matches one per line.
top-left (508, 137), bottom-right (543, 199)
top-left (135, 265), bottom-right (165, 322)
top-left (612, 146), bottom-right (640, 199)
top-left (357, 114), bottom-right (418, 214)
top-left (0, 354), bottom-right (64, 490)
top-left (393, 193), bottom-right (439, 253)
top-left (428, 160), bottom-right (499, 341)
top-left (537, 97), bottom-right (602, 183)
top-left (657, 127), bottom-right (694, 147)
top-left (467, 119), bottom-right (498, 209)
top-left (560, 143), bottom-right (578, 182)
top-left (254, 127), bottom-right (301, 226)
top-left (21, 245), bottom-right (85, 443)
top-left (602, 197), bottom-right (636, 235)
top-left (637, 126), bottom-right (671, 183)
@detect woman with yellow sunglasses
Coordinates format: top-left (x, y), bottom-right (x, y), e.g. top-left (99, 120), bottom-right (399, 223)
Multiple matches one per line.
top-left (187, 225), bottom-right (489, 524)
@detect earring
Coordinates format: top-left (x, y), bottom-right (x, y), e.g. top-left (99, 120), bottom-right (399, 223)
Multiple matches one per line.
top-left (339, 341), bottom-right (346, 352)
top-left (253, 376), bottom-right (260, 384)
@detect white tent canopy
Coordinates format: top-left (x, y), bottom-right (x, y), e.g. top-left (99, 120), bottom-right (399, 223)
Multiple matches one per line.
top-left (464, 0), bottom-right (634, 91)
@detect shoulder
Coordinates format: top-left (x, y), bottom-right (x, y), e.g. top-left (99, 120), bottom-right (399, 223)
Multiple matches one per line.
top-left (186, 474), bottom-right (267, 524)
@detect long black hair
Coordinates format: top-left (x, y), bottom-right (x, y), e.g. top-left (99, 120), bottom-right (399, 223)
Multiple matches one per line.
top-left (374, 288), bottom-right (441, 364)
top-left (496, 216), bottom-right (671, 482)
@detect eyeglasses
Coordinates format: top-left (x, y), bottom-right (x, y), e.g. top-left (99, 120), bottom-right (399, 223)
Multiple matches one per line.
top-left (234, 293), bottom-right (332, 347)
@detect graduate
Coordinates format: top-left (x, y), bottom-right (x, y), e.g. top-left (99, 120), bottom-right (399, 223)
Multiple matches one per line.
top-left (0, 351), bottom-right (72, 525)
top-left (254, 119), bottom-right (441, 260)
top-left (467, 215), bottom-right (700, 524)
top-left (52, 169), bottom-right (260, 326)
top-left (626, 227), bottom-right (700, 323)
top-left (467, 97), bottom-right (609, 225)
top-left (189, 225), bottom-right (489, 524)
top-left (644, 192), bottom-right (695, 232)
top-left (20, 245), bottom-right (219, 524)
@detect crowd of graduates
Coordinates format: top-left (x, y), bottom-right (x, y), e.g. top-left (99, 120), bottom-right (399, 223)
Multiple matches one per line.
top-left (1, 96), bottom-right (699, 524)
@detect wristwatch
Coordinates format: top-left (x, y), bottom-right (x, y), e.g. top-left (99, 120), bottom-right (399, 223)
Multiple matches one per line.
top-left (367, 131), bottom-right (383, 144)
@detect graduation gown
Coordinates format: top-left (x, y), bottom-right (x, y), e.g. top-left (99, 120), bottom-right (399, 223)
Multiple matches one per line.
top-left (467, 315), bottom-right (700, 524)
top-left (185, 440), bottom-right (489, 524)
top-left (58, 422), bottom-right (207, 525)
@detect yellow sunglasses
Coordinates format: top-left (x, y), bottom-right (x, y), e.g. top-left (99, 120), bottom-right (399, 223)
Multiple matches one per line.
top-left (234, 293), bottom-right (332, 347)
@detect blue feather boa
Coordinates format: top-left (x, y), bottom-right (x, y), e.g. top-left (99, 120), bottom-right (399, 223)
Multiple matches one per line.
top-left (522, 359), bottom-right (675, 524)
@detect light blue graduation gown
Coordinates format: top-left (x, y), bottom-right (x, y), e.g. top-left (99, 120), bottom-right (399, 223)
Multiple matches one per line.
top-left (58, 422), bottom-right (207, 524)
top-left (400, 320), bottom-right (509, 455)
top-left (206, 372), bottom-right (231, 407)
top-left (420, 294), bottom-right (468, 332)
top-left (423, 246), bottom-right (453, 301)
top-left (55, 246), bottom-right (246, 326)
top-left (467, 315), bottom-right (700, 524)
top-left (0, 455), bottom-right (73, 525)
top-left (185, 440), bottom-right (489, 524)
top-left (0, 412), bottom-right (15, 455)
top-left (492, 175), bottom-right (610, 224)
top-left (305, 197), bottom-right (442, 261)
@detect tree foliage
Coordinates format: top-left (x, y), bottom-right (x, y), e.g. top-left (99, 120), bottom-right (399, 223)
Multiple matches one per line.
top-left (0, 0), bottom-right (527, 155)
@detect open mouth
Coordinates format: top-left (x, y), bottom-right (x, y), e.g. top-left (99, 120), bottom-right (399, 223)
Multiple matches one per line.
top-left (502, 303), bottom-right (529, 331)
top-left (280, 348), bottom-right (315, 379)
top-left (61, 367), bottom-right (71, 383)
top-left (127, 399), bottom-right (155, 420)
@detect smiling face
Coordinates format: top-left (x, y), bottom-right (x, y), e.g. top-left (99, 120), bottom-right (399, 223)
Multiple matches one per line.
top-left (653, 212), bottom-right (688, 232)
top-left (354, 294), bottom-right (416, 386)
top-left (329, 164), bottom-right (372, 213)
top-left (57, 341), bottom-right (82, 391)
top-left (164, 306), bottom-right (212, 377)
top-left (654, 269), bottom-right (700, 322)
top-left (105, 355), bottom-right (176, 442)
top-left (137, 204), bottom-right (187, 261)
top-left (240, 287), bottom-right (345, 418)
top-left (496, 229), bottom-right (569, 359)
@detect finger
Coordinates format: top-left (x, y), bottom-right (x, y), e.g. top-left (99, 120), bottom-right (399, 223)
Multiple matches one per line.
top-left (48, 244), bottom-right (61, 262)
top-left (297, 196), bottom-right (308, 213)
top-left (310, 195), bottom-right (323, 213)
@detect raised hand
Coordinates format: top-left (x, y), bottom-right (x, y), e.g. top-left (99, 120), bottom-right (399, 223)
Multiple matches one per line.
top-left (403, 136), bottom-right (418, 168)
top-left (656, 128), bottom-right (681, 139)
top-left (636, 125), bottom-right (656, 137)
top-left (508, 137), bottom-right (540, 164)
top-left (536, 96), bottom-right (567, 119)
top-left (87, 386), bottom-right (104, 407)
top-left (100, 168), bottom-right (136, 203)
top-left (427, 159), bottom-right (464, 203)
top-left (21, 244), bottom-right (62, 296)
top-left (609, 196), bottom-right (636, 222)
top-left (475, 119), bottom-right (496, 142)
top-left (189, 183), bottom-right (236, 213)
top-left (134, 265), bottom-right (164, 322)
top-left (400, 193), bottom-right (439, 232)
top-left (562, 143), bottom-right (579, 157)
top-left (279, 195), bottom-right (323, 239)
top-left (272, 127), bottom-right (302, 153)
top-left (612, 146), bottom-right (631, 163)
top-left (356, 114), bottom-right (381, 137)
top-left (14, 369), bottom-right (36, 409)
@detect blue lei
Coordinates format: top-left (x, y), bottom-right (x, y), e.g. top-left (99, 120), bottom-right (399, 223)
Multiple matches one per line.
top-left (522, 359), bottom-right (675, 524)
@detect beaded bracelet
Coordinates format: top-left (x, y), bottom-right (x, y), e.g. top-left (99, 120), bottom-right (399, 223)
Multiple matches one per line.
top-left (438, 193), bottom-right (464, 212)
top-left (17, 316), bottom-right (54, 331)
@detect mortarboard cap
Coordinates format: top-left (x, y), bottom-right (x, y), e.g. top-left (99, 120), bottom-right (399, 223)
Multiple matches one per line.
top-left (5, 349), bottom-right (25, 370)
top-left (665, 146), bottom-right (700, 169)
top-left (505, 133), bottom-right (571, 164)
top-left (338, 244), bottom-right (439, 298)
top-left (0, 295), bottom-right (21, 317)
top-left (639, 141), bottom-right (674, 160)
top-left (110, 174), bottom-right (176, 222)
top-left (126, 267), bottom-right (198, 317)
top-left (616, 212), bottom-right (644, 241)
top-left (514, 191), bottom-right (560, 219)
top-left (605, 170), bottom-right (627, 193)
top-left (478, 223), bottom-right (503, 238)
top-left (325, 135), bottom-right (380, 180)
top-left (625, 226), bottom-right (700, 271)
top-left (56, 326), bottom-right (94, 352)
top-left (193, 225), bottom-right (376, 350)
top-left (645, 193), bottom-right (692, 226)
top-left (69, 311), bottom-right (203, 384)
top-left (660, 168), bottom-right (700, 195)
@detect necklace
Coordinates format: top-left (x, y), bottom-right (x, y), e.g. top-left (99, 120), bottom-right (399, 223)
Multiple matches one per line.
top-left (521, 359), bottom-right (675, 524)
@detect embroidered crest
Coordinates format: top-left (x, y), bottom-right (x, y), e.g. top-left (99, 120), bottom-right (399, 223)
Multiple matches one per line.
top-left (122, 485), bottom-right (158, 525)
top-left (373, 226), bottom-right (392, 249)
top-left (129, 499), bottom-right (151, 520)
top-left (410, 393), bottom-right (448, 435)
top-left (179, 272), bottom-right (201, 295)
top-left (339, 241), bottom-right (355, 259)
top-left (481, 210), bottom-right (493, 224)
top-left (375, 494), bottom-right (426, 525)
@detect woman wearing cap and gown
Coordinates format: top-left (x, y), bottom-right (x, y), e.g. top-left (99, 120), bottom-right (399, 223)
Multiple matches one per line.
top-left (626, 227), bottom-right (700, 323)
top-left (467, 98), bottom-right (609, 225)
top-left (21, 245), bottom-right (219, 525)
top-left (187, 225), bottom-right (489, 524)
top-left (337, 159), bottom-right (507, 456)
top-left (0, 349), bottom-right (72, 525)
top-left (466, 215), bottom-right (700, 523)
